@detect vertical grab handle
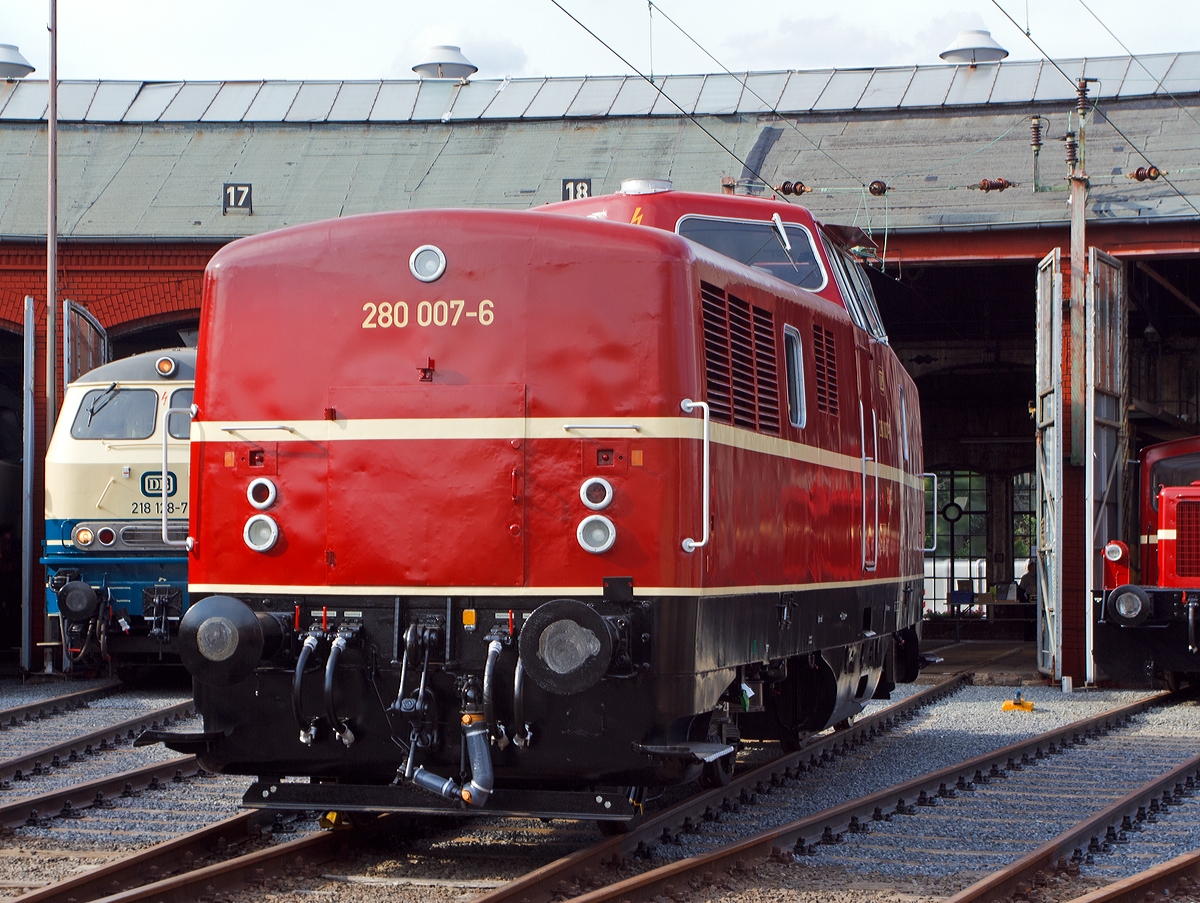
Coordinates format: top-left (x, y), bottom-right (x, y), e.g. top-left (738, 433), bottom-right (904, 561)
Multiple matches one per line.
top-left (922, 472), bottom-right (938, 553)
top-left (161, 404), bottom-right (196, 550)
top-left (680, 398), bottom-right (710, 553)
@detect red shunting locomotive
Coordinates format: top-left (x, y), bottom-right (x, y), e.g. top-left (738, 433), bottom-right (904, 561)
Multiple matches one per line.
top-left (1096, 436), bottom-right (1200, 687)
top-left (151, 180), bottom-right (927, 822)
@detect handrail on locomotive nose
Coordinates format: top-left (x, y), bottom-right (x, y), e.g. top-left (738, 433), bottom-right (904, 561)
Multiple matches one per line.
top-left (680, 398), bottom-right (710, 553)
top-left (161, 404), bottom-right (196, 551)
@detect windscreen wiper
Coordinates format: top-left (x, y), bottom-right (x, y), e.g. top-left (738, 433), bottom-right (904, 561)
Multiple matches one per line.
top-left (86, 382), bottom-right (119, 427)
top-left (772, 213), bottom-right (800, 273)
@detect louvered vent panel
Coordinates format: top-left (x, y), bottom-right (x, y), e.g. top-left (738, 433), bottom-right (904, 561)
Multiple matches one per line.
top-left (1176, 500), bottom-right (1200, 577)
top-left (752, 305), bottom-right (780, 433)
top-left (700, 283), bottom-right (781, 433)
top-left (727, 296), bottom-right (758, 429)
top-left (813, 325), bottom-right (839, 416)
top-left (701, 283), bottom-right (733, 424)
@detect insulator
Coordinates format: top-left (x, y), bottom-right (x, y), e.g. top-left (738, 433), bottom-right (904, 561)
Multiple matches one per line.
top-left (1076, 79), bottom-right (1090, 116)
top-left (868, 180), bottom-right (888, 197)
top-left (777, 180), bottom-right (810, 196)
top-left (1130, 166), bottom-right (1161, 182)
top-left (1029, 117), bottom-right (1043, 151)
top-left (977, 178), bottom-right (1012, 192)
top-left (1064, 133), bottom-right (1078, 166)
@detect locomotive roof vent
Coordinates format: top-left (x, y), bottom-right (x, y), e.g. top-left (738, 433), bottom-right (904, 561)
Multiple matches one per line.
top-left (938, 30), bottom-right (1008, 65)
top-left (412, 45), bottom-right (478, 80)
top-left (620, 178), bottom-right (673, 195)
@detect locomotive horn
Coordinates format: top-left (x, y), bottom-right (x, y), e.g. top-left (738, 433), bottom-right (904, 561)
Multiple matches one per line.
top-left (518, 599), bottom-right (615, 695)
top-left (178, 595), bottom-right (282, 686)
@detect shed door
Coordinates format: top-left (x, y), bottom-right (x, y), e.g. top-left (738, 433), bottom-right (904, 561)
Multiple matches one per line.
top-left (63, 299), bottom-right (108, 383)
top-left (1035, 250), bottom-right (1063, 679)
top-left (1085, 249), bottom-right (1126, 682)
top-left (326, 384), bottom-right (526, 588)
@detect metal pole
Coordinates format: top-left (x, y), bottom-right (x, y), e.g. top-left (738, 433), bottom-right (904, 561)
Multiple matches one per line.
top-left (21, 296), bottom-right (35, 673)
top-left (46, 0), bottom-right (57, 437)
top-left (62, 297), bottom-right (69, 388)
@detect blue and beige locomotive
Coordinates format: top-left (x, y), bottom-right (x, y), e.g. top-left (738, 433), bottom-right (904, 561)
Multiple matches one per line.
top-left (42, 350), bottom-right (194, 670)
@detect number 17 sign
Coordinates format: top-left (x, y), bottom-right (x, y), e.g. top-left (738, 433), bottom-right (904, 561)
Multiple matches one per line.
top-left (223, 183), bottom-right (253, 215)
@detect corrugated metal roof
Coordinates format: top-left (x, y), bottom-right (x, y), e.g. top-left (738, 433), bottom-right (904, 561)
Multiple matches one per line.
top-left (1, 52), bottom-right (1197, 124)
top-left (0, 90), bottom-right (1195, 242)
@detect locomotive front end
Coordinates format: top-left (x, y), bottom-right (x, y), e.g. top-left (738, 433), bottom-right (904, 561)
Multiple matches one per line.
top-left (42, 350), bottom-right (194, 670)
top-left (160, 209), bottom-right (710, 819)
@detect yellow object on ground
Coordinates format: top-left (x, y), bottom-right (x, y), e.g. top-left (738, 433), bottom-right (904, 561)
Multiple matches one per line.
top-left (1001, 691), bottom-right (1035, 712)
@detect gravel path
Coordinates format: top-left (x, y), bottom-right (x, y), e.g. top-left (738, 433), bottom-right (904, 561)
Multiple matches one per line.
top-left (0, 678), bottom-right (116, 712)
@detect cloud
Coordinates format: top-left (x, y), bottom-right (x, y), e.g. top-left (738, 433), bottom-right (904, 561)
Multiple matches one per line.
top-left (720, 10), bottom-right (990, 72)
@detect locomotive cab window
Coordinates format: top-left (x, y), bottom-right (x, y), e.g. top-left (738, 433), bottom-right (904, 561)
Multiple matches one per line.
top-left (70, 386), bottom-right (158, 440)
top-left (677, 215), bottom-right (827, 291)
top-left (168, 388), bottom-right (194, 440)
top-left (783, 326), bottom-right (806, 428)
top-left (1150, 452), bottom-right (1200, 510)
top-left (842, 254), bottom-right (888, 341)
top-left (821, 238), bottom-right (870, 332)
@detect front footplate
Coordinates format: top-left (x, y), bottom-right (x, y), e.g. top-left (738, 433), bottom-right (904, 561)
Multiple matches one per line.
top-left (244, 780), bottom-right (639, 821)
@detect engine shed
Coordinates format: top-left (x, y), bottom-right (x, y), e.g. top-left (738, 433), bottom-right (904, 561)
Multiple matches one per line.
top-left (0, 51), bottom-right (1197, 684)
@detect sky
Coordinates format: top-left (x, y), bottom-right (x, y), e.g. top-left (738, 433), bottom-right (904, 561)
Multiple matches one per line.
top-left (0, 0), bottom-right (1196, 83)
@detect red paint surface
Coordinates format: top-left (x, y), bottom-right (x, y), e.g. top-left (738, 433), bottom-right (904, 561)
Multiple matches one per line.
top-left (1138, 437), bottom-right (1200, 585)
top-left (190, 197), bottom-right (925, 595)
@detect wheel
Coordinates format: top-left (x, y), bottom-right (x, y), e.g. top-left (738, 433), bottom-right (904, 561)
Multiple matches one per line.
top-left (700, 751), bottom-right (734, 788)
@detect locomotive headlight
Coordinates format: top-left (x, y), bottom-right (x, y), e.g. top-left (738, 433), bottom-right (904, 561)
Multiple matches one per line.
top-left (1106, 584), bottom-right (1151, 628)
top-left (73, 526), bottom-right (94, 547)
top-left (155, 356), bottom-right (178, 378)
top-left (196, 616), bottom-right (239, 662)
top-left (577, 515), bottom-right (616, 554)
top-left (243, 514), bottom-right (279, 553)
top-left (247, 477), bottom-right (277, 510)
top-left (1103, 542), bottom-right (1124, 562)
top-left (580, 477), bottom-right (613, 511)
top-left (409, 244), bottom-right (447, 283)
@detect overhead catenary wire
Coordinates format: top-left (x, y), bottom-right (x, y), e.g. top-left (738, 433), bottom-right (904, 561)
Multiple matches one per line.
top-left (1075, 0), bottom-right (1200, 136)
top-left (645, 0), bottom-right (867, 188)
top-left (991, 0), bottom-right (1200, 219)
top-left (549, 0), bottom-right (792, 202)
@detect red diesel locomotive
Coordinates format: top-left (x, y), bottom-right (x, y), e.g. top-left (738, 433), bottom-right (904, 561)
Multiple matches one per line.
top-left (1096, 436), bottom-right (1200, 687)
top-left (148, 180), bottom-right (927, 821)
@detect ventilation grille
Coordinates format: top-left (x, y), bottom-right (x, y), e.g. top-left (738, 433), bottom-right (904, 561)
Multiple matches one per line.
top-left (813, 325), bottom-right (839, 416)
top-left (701, 282), bottom-right (780, 433)
top-left (1176, 500), bottom-right (1200, 577)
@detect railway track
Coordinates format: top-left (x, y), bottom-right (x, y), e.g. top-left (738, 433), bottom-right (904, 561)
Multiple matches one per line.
top-left (7, 675), bottom-right (968, 903)
top-left (0, 701), bottom-right (194, 791)
top-left (14, 678), bottom-right (1194, 903)
top-left (530, 691), bottom-right (1195, 903)
top-left (0, 682), bottom-right (123, 730)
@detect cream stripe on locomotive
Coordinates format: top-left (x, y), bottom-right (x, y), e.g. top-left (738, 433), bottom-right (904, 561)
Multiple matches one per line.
top-left (195, 416), bottom-right (925, 490)
top-left (189, 571), bottom-right (925, 597)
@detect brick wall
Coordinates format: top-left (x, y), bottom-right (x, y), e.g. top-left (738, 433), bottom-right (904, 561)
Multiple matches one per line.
top-left (0, 241), bottom-right (223, 652)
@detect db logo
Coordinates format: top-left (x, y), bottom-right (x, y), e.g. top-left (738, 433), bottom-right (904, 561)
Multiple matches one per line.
top-left (141, 471), bottom-right (177, 497)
